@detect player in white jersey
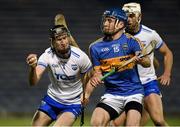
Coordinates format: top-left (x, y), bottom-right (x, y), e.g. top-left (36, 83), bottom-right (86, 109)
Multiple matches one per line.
top-left (110, 2), bottom-right (173, 126)
top-left (26, 25), bottom-right (92, 126)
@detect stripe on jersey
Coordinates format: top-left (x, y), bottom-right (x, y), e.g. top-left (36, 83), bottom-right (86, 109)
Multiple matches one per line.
top-left (142, 27), bottom-right (152, 33)
top-left (38, 62), bottom-right (47, 68)
top-left (80, 66), bottom-right (93, 74)
top-left (71, 51), bottom-right (80, 58)
top-left (156, 41), bottom-right (164, 50)
top-left (94, 54), bottom-right (135, 72)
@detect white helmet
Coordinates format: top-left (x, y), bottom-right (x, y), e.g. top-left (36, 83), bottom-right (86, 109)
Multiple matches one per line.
top-left (122, 2), bottom-right (141, 14)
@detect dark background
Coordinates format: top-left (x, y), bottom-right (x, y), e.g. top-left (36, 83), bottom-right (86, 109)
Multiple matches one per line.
top-left (0, 0), bottom-right (179, 117)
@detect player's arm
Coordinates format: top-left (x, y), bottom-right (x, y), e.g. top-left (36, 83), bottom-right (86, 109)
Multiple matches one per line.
top-left (26, 54), bottom-right (46, 86)
top-left (158, 42), bottom-right (173, 85)
top-left (82, 69), bottom-right (103, 105)
top-left (153, 57), bottom-right (160, 69)
top-left (81, 68), bottom-right (94, 86)
top-left (81, 43), bottom-right (104, 105)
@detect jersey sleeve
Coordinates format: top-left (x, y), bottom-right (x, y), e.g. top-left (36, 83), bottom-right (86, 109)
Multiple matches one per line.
top-left (38, 52), bottom-right (49, 68)
top-left (130, 38), bottom-right (142, 53)
top-left (80, 51), bottom-right (92, 74)
top-left (89, 45), bottom-right (101, 67)
top-left (152, 30), bottom-right (164, 49)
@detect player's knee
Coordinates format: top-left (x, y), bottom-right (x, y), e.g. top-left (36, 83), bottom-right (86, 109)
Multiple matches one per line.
top-left (91, 117), bottom-right (102, 126)
top-left (111, 120), bottom-right (123, 127)
top-left (32, 117), bottom-right (42, 126)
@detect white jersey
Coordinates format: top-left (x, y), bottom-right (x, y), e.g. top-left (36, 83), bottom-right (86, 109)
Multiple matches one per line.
top-left (37, 46), bottom-right (92, 105)
top-left (134, 25), bottom-right (163, 84)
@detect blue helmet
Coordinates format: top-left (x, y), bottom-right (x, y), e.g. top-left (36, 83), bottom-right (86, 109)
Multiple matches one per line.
top-left (103, 8), bottom-right (128, 25)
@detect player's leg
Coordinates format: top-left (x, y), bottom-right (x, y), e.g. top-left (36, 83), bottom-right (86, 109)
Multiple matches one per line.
top-left (32, 95), bottom-right (57, 126)
top-left (144, 80), bottom-right (168, 126)
top-left (144, 93), bottom-right (168, 126)
top-left (91, 106), bottom-right (111, 126)
top-left (140, 107), bottom-right (150, 126)
top-left (32, 95), bottom-right (67, 126)
top-left (32, 110), bottom-right (53, 126)
top-left (53, 112), bottom-right (76, 126)
top-left (91, 94), bottom-right (121, 126)
top-left (110, 111), bottom-right (126, 126)
top-left (110, 106), bottom-right (150, 126)
top-left (53, 104), bottom-right (81, 126)
top-left (126, 109), bottom-right (141, 126)
top-left (125, 94), bottom-right (143, 126)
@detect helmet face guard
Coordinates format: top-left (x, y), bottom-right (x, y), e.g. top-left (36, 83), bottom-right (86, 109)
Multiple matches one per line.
top-left (49, 25), bottom-right (71, 59)
top-left (101, 8), bottom-right (128, 36)
top-left (50, 25), bottom-right (70, 39)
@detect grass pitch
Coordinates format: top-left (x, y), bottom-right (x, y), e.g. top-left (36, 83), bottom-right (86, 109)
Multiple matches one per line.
top-left (0, 115), bottom-right (179, 126)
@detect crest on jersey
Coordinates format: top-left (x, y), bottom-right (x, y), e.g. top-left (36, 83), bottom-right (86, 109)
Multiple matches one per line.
top-left (71, 64), bottom-right (78, 70)
top-left (122, 43), bottom-right (128, 50)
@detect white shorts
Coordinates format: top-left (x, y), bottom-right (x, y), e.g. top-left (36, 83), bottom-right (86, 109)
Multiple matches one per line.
top-left (99, 93), bottom-right (144, 115)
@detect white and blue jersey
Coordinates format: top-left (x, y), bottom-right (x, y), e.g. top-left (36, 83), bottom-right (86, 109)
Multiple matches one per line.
top-left (89, 33), bottom-right (144, 96)
top-left (134, 25), bottom-right (163, 85)
top-left (133, 25), bottom-right (164, 96)
top-left (37, 46), bottom-right (92, 105)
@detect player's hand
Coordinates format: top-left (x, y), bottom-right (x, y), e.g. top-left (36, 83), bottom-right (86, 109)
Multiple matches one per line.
top-left (81, 93), bottom-right (89, 106)
top-left (26, 54), bottom-right (38, 68)
top-left (157, 73), bottom-right (171, 86)
top-left (133, 55), bottom-right (142, 63)
top-left (90, 71), bottom-right (104, 87)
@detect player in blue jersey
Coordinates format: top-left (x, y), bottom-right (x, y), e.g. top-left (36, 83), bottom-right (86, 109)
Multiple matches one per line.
top-left (82, 8), bottom-right (151, 126)
top-left (26, 25), bottom-right (92, 126)
top-left (110, 3), bottom-right (173, 126)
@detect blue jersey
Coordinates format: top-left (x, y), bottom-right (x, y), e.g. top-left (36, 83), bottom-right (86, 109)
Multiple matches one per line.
top-left (89, 33), bottom-right (144, 96)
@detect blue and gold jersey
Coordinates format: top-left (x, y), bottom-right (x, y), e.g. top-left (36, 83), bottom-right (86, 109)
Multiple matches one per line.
top-left (89, 33), bottom-right (144, 96)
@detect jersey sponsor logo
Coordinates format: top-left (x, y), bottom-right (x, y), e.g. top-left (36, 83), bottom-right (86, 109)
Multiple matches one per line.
top-left (119, 56), bottom-right (131, 61)
top-left (71, 64), bottom-right (78, 70)
top-left (55, 73), bottom-right (76, 80)
top-left (52, 64), bottom-right (58, 68)
top-left (99, 55), bottom-right (135, 72)
top-left (101, 47), bottom-right (110, 52)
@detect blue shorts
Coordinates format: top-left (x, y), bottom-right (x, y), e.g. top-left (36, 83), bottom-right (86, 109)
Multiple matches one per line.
top-left (144, 80), bottom-right (161, 97)
top-left (38, 95), bottom-right (81, 120)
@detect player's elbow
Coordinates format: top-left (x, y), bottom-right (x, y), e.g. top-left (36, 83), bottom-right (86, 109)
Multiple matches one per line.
top-left (168, 49), bottom-right (173, 59)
